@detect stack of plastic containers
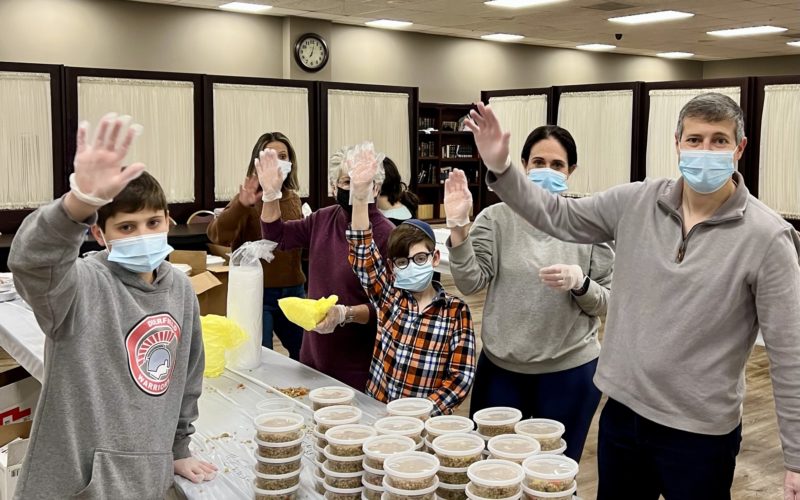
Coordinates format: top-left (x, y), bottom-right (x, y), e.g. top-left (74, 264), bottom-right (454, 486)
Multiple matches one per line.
top-left (386, 398), bottom-right (434, 421)
top-left (323, 424), bottom-right (377, 499)
top-left (310, 386), bottom-right (357, 411)
top-left (473, 407), bottom-right (523, 459)
top-left (514, 420), bottom-right (566, 455)
top-left (252, 412), bottom-right (306, 500)
top-left (313, 405), bottom-right (364, 495)
top-left (374, 416), bottom-right (426, 449)
top-left (487, 435), bottom-right (540, 464)
top-left (424, 416), bottom-right (474, 452)
top-left (361, 435), bottom-right (417, 500)
top-left (430, 433), bottom-right (485, 500)
top-left (382, 451), bottom-right (440, 500)
top-left (520, 455), bottom-right (578, 500)
top-left (466, 460), bottom-right (524, 500)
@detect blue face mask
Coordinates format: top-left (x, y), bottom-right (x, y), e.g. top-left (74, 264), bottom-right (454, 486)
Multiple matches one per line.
top-left (393, 261), bottom-right (435, 292)
top-left (527, 168), bottom-right (568, 193)
top-left (679, 150), bottom-right (735, 194)
top-left (106, 232), bottom-right (174, 273)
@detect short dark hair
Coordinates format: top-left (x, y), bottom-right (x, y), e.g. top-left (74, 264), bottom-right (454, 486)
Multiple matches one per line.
top-left (97, 171), bottom-right (168, 231)
top-left (677, 93), bottom-right (744, 144)
top-left (521, 125), bottom-right (578, 173)
top-left (387, 224), bottom-right (434, 260)
top-left (380, 157), bottom-right (419, 216)
top-left (246, 132), bottom-right (300, 192)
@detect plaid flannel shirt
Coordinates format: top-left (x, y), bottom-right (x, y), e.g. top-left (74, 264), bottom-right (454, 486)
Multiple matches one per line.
top-left (347, 227), bottom-right (476, 416)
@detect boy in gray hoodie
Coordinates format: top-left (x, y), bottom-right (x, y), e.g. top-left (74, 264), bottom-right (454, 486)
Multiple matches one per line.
top-left (8, 114), bottom-right (217, 499)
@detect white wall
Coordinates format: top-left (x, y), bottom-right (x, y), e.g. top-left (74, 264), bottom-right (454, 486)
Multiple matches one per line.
top-left (703, 55), bottom-right (800, 80)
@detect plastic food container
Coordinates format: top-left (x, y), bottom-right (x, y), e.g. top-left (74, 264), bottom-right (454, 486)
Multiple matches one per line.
top-left (437, 481), bottom-right (469, 500)
top-left (520, 481), bottom-right (576, 500)
top-left (315, 477), bottom-right (327, 495)
top-left (315, 443), bottom-right (327, 463)
top-left (520, 455), bottom-right (578, 493)
top-left (257, 398), bottom-right (297, 414)
top-left (386, 398), bottom-right (435, 420)
top-left (326, 424), bottom-right (378, 457)
top-left (310, 386), bottom-right (356, 411)
top-left (513, 420), bottom-right (564, 452)
top-left (438, 464), bottom-right (469, 485)
top-left (472, 408), bottom-right (523, 438)
top-left (383, 451), bottom-right (440, 490)
top-left (487, 435), bottom-right (540, 464)
top-left (254, 450), bottom-right (303, 475)
top-left (254, 412), bottom-right (305, 443)
top-left (314, 428), bottom-right (330, 449)
top-left (382, 475), bottom-right (440, 500)
top-left (254, 467), bottom-right (303, 490)
top-left (362, 478), bottom-right (384, 500)
top-left (465, 482), bottom-right (522, 500)
top-left (316, 405), bottom-right (364, 433)
top-left (256, 435), bottom-right (304, 459)
top-left (324, 446), bottom-right (366, 473)
top-left (362, 435), bottom-right (417, 470)
top-left (430, 433), bottom-right (485, 468)
top-left (551, 440), bottom-right (566, 456)
top-left (254, 483), bottom-right (301, 500)
top-left (324, 483), bottom-right (364, 500)
top-left (425, 416), bottom-right (474, 441)
top-left (363, 461), bottom-right (386, 487)
top-left (467, 459), bottom-right (524, 499)
top-left (323, 462), bottom-right (366, 489)
top-left (374, 416), bottom-right (425, 444)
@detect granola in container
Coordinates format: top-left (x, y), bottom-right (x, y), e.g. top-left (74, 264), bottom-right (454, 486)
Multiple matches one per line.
top-left (472, 407), bottom-right (522, 438)
top-left (437, 481), bottom-right (469, 500)
top-left (430, 433), bottom-right (485, 468)
top-left (550, 440), bottom-right (566, 456)
top-left (383, 451), bottom-right (440, 490)
top-left (314, 429), bottom-right (330, 450)
top-left (362, 478), bottom-right (384, 500)
top-left (315, 477), bottom-right (327, 495)
top-left (316, 405), bottom-right (363, 433)
top-left (520, 480), bottom-right (576, 500)
top-left (487, 435), bottom-right (540, 464)
top-left (326, 424), bottom-right (378, 457)
top-left (425, 416), bottom-right (474, 441)
top-left (467, 459), bottom-right (524, 499)
top-left (324, 483), bottom-right (364, 500)
top-left (386, 398), bottom-right (435, 421)
top-left (315, 443), bottom-right (327, 463)
top-left (324, 446), bottom-right (366, 473)
top-left (254, 482), bottom-right (301, 500)
top-left (256, 435), bottom-right (304, 459)
top-left (254, 450), bottom-right (303, 475)
top-left (382, 475), bottom-right (440, 500)
top-left (513, 420), bottom-right (564, 452)
top-left (437, 464), bottom-right (469, 485)
top-left (310, 386), bottom-right (356, 411)
top-left (254, 412), bottom-right (305, 443)
top-left (363, 435), bottom-right (417, 470)
top-left (374, 416), bottom-right (425, 444)
top-left (464, 481), bottom-right (522, 500)
top-left (254, 467), bottom-right (303, 490)
top-left (520, 455), bottom-right (577, 493)
top-left (323, 462), bottom-right (366, 489)
top-left (363, 461), bottom-right (386, 486)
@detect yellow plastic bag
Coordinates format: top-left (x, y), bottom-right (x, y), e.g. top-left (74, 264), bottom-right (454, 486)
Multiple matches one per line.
top-left (278, 295), bottom-right (339, 331)
top-left (200, 314), bottom-right (248, 377)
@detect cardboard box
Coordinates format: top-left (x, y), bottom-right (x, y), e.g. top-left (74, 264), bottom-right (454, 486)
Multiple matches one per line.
top-left (0, 420), bottom-right (31, 500)
top-left (170, 250), bottom-right (229, 316)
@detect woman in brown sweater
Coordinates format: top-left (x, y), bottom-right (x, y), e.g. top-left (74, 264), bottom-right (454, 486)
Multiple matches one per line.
top-left (207, 132), bottom-right (306, 360)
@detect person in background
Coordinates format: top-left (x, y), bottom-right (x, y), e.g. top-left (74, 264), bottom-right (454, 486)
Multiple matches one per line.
top-left (347, 150), bottom-right (476, 416)
top-left (207, 132), bottom-right (306, 360)
top-left (258, 146), bottom-right (394, 390)
top-left (445, 125), bottom-right (613, 462)
top-left (378, 157), bottom-right (419, 225)
top-left (466, 94), bottom-right (800, 500)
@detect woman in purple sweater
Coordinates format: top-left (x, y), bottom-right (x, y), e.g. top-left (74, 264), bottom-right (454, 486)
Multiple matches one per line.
top-left (258, 146), bottom-right (394, 390)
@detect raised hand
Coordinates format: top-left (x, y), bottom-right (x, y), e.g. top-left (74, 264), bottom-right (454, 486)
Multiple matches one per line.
top-left (539, 264), bottom-right (585, 292)
top-left (444, 169), bottom-right (473, 228)
top-left (254, 148), bottom-right (285, 202)
top-left (348, 147), bottom-right (379, 203)
top-left (463, 102), bottom-right (511, 174)
top-left (238, 175), bottom-right (261, 207)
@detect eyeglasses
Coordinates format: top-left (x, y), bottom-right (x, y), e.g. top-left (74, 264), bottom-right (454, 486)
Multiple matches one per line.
top-left (392, 251), bottom-right (434, 269)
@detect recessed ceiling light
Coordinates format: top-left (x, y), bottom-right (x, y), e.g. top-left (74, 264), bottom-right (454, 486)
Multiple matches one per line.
top-left (576, 43), bottom-right (616, 51)
top-left (788, 41), bottom-right (800, 47)
top-left (484, 0), bottom-right (565, 8)
top-left (707, 26), bottom-right (788, 37)
top-left (481, 33), bottom-right (525, 42)
top-left (218, 2), bottom-right (272, 13)
top-left (365, 19), bottom-right (413, 29)
top-left (657, 51), bottom-right (695, 59)
top-left (609, 10), bottom-right (693, 25)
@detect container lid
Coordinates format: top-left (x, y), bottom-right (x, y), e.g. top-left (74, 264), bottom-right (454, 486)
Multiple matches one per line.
top-left (381, 475), bottom-right (440, 495)
top-left (374, 416), bottom-right (425, 436)
top-left (321, 460), bottom-right (366, 478)
top-left (253, 481), bottom-right (302, 496)
top-left (487, 435), bottom-right (541, 460)
top-left (254, 412), bottom-right (305, 433)
top-left (323, 445), bottom-right (366, 463)
top-left (552, 439), bottom-right (567, 455)
top-left (430, 433), bottom-right (485, 457)
top-left (386, 398), bottom-right (434, 417)
top-left (467, 459), bottom-right (524, 487)
top-left (520, 481), bottom-right (577, 498)
top-left (254, 465), bottom-right (304, 480)
top-left (253, 450), bottom-right (303, 464)
top-left (383, 451), bottom-right (440, 479)
top-left (325, 424), bottom-right (377, 445)
top-left (438, 481), bottom-right (468, 490)
top-left (309, 386), bottom-right (356, 404)
top-left (256, 398), bottom-right (296, 414)
top-left (254, 435), bottom-right (305, 448)
top-left (315, 405), bottom-right (363, 426)
top-left (425, 415), bottom-right (474, 435)
top-left (363, 435), bottom-right (416, 459)
top-left (521, 454), bottom-right (578, 480)
top-left (438, 464), bottom-right (469, 473)
top-left (362, 477), bottom-right (385, 492)
top-left (362, 461), bottom-right (386, 476)
top-left (514, 419), bottom-right (564, 439)
top-left (472, 407), bottom-right (523, 427)
top-left (465, 481), bottom-right (522, 500)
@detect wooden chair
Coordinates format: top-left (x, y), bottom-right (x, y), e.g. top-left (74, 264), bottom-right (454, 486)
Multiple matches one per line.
top-left (187, 210), bottom-right (216, 225)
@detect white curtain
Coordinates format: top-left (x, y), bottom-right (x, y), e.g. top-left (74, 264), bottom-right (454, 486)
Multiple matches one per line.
top-left (488, 94), bottom-right (548, 172)
top-left (646, 87), bottom-right (741, 180)
top-left (0, 72), bottom-right (53, 209)
top-left (78, 77), bottom-right (195, 203)
top-left (758, 84), bottom-right (800, 218)
top-left (327, 89), bottom-right (410, 194)
top-left (557, 90), bottom-right (633, 196)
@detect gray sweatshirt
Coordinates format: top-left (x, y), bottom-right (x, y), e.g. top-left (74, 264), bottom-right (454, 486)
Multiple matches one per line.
top-left (8, 199), bottom-right (205, 499)
top-left (488, 167), bottom-right (800, 470)
top-left (447, 202), bottom-right (613, 374)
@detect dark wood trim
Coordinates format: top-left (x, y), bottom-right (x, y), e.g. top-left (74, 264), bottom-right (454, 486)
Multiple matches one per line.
top-left (0, 62), bottom-right (65, 234)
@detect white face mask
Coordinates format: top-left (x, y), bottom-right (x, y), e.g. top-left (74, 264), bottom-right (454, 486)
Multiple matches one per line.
top-left (101, 231), bottom-right (173, 273)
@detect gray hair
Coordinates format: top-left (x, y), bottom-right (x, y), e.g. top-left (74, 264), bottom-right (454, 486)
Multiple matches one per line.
top-left (676, 92), bottom-right (745, 144)
top-left (328, 146), bottom-right (386, 186)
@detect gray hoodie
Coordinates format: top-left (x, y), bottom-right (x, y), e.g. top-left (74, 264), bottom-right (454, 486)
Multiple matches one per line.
top-left (8, 199), bottom-right (204, 499)
top-left (488, 167), bottom-right (800, 471)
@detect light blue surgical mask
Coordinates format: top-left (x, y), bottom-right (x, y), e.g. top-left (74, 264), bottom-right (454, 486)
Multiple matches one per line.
top-left (105, 232), bottom-right (173, 273)
top-left (679, 149), bottom-right (735, 194)
top-left (527, 168), bottom-right (568, 194)
top-left (393, 261), bottom-right (435, 292)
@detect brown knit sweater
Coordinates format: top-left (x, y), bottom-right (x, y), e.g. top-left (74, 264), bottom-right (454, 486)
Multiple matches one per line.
top-left (207, 190), bottom-right (306, 288)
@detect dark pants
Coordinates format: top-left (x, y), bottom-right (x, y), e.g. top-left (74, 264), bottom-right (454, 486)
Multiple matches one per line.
top-left (597, 398), bottom-right (742, 500)
top-left (468, 352), bottom-right (602, 462)
top-left (262, 284), bottom-right (305, 361)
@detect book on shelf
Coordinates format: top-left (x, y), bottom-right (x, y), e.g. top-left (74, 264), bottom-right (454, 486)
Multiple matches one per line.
top-left (418, 204), bottom-right (434, 220)
top-left (419, 141), bottom-right (436, 158)
top-left (418, 117), bottom-right (436, 130)
top-left (441, 144), bottom-right (474, 159)
top-left (439, 166), bottom-right (453, 184)
top-left (440, 203), bottom-right (473, 219)
top-left (417, 164), bottom-right (435, 184)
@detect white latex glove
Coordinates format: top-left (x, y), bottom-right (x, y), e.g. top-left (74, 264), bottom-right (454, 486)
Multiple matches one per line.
top-left (463, 102), bottom-right (511, 174)
top-left (785, 470), bottom-right (800, 500)
top-left (174, 457), bottom-right (218, 484)
top-left (539, 264), bottom-right (585, 292)
top-left (69, 113), bottom-right (145, 206)
top-left (348, 147), bottom-right (379, 204)
top-left (444, 169), bottom-right (473, 228)
top-left (253, 148), bottom-right (289, 202)
top-left (314, 305), bottom-right (346, 334)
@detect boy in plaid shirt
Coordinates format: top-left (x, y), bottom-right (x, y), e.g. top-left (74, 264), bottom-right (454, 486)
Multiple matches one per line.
top-left (345, 148), bottom-right (476, 415)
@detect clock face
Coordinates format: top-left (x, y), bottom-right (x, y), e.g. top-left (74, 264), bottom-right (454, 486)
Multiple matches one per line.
top-left (295, 34), bottom-right (329, 72)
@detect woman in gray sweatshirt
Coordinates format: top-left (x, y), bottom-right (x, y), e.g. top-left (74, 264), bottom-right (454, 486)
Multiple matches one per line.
top-left (445, 125), bottom-right (613, 462)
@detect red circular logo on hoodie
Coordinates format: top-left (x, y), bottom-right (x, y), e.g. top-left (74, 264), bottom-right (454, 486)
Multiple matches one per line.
top-left (125, 313), bottom-right (181, 396)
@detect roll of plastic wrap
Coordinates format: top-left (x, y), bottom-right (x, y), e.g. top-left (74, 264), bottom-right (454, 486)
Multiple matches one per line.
top-left (226, 264), bottom-right (263, 369)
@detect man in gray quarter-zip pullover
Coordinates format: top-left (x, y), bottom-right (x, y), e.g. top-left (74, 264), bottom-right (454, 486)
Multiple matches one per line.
top-left (465, 94), bottom-right (800, 500)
